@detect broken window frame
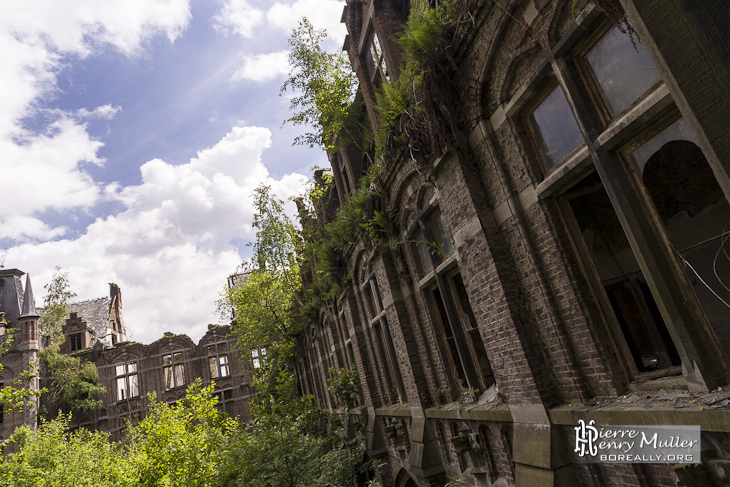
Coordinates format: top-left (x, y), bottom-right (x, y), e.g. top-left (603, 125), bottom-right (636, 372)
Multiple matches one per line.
top-left (162, 352), bottom-right (185, 390)
top-left (519, 13), bottom-right (730, 384)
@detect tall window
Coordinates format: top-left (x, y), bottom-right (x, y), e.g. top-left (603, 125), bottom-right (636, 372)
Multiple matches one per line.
top-left (214, 389), bottom-right (235, 416)
top-left (364, 276), bottom-right (406, 403)
top-left (163, 352), bottom-right (185, 390)
top-left (413, 210), bottom-right (493, 391)
top-left (207, 342), bottom-right (230, 379)
top-left (251, 347), bottom-right (267, 369)
top-left (115, 362), bottom-right (139, 401)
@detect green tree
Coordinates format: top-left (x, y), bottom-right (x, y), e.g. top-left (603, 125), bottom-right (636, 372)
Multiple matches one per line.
top-left (0, 414), bottom-right (131, 487)
top-left (219, 185), bottom-right (303, 388)
top-left (282, 17), bottom-right (367, 152)
top-left (39, 266), bottom-right (76, 343)
top-left (128, 381), bottom-right (235, 487)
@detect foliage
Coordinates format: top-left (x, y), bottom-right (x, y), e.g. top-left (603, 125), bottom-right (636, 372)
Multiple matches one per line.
top-left (283, 18), bottom-right (368, 152)
top-left (376, 0), bottom-right (474, 170)
top-left (128, 380), bottom-right (236, 487)
top-left (0, 414), bottom-right (131, 487)
top-left (39, 345), bottom-right (105, 416)
top-left (218, 185), bottom-right (303, 393)
top-left (39, 266), bottom-right (76, 343)
top-left (0, 382), bottom-right (234, 487)
top-left (327, 364), bottom-right (360, 409)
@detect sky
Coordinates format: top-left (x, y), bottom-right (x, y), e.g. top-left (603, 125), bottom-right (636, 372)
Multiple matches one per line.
top-left (0, 0), bottom-right (347, 344)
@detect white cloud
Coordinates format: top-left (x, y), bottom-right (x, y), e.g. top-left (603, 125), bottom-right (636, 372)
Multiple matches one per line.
top-left (76, 104), bottom-right (122, 120)
top-left (13, 126), bottom-right (307, 344)
top-left (266, 0), bottom-right (347, 46)
top-left (212, 0), bottom-right (264, 38)
top-left (0, 0), bottom-right (192, 242)
top-left (231, 50), bottom-right (290, 83)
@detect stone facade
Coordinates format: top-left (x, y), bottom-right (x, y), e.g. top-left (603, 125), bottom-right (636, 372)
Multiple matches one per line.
top-left (295, 1), bottom-right (730, 486)
top-left (0, 269), bottom-right (254, 442)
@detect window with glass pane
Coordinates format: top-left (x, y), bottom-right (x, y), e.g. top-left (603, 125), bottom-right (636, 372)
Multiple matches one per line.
top-left (163, 352), bottom-right (184, 390)
top-left (207, 343), bottom-right (230, 379)
top-left (584, 26), bottom-right (661, 118)
top-left (116, 362), bottom-right (139, 401)
top-left (528, 84), bottom-right (584, 167)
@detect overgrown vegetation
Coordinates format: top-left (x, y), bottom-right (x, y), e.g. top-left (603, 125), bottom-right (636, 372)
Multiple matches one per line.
top-left (283, 18), bottom-right (369, 153)
top-left (0, 379), bottom-right (362, 487)
top-left (39, 345), bottom-right (105, 417)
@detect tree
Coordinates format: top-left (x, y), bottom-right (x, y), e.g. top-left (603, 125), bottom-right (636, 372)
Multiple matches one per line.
top-left (128, 381), bottom-right (235, 487)
top-left (282, 17), bottom-right (367, 152)
top-left (39, 266), bottom-right (76, 343)
top-left (39, 345), bottom-right (105, 417)
top-left (218, 185), bottom-right (303, 387)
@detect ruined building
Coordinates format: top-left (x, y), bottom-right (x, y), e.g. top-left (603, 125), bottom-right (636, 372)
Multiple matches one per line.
top-left (294, 0), bottom-right (730, 486)
top-left (0, 268), bottom-right (254, 442)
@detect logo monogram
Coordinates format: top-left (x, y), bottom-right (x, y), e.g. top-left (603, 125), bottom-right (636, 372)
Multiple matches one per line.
top-left (575, 419), bottom-right (598, 457)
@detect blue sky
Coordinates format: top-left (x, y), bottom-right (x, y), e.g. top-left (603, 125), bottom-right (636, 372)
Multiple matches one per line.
top-left (0, 0), bottom-right (346, 343)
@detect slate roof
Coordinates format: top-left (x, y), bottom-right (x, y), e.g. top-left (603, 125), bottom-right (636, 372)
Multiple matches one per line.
top-left (0, 269), bottom-right (26, 327)
top-left (69, 297), bottom-right (111, 346)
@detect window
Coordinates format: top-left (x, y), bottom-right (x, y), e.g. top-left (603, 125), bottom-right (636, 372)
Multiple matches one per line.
top-left (335, 152), bottom-right (352, 197)
top-left (413, 209), bottom-right (494, 391)
top-left (527, 82), bottom-right (585, 167)
top-left (521, 17), bottom-right (729, 383)
top-left (581, 25), bottom-right (661, 119)
top-left (364, 276), bottom-right (405, 403)
top-left (364, 29), bottom-right (388, 85)
top-left (251, 347), bottom-right (267, 369)
top-left (207, 342), bottom-right (230, 379)
top-left (115, 362), bottom-right (139, 401)
top-left (163, 352), bottom-right (185, 390)
top-left (69, 333), bottom-right (82, 352)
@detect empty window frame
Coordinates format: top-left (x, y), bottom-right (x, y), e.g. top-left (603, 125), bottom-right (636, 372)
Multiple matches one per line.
top-left (163, 352), bottom-right (185, 390)
top-left (207, 342), bottom-right (231, 379)
top-left (251, 347), bottom-right (267, 369)
top-left (115, 361), bottom-right (139, 401)
top-left (414, 210), bottom-right (493, 391)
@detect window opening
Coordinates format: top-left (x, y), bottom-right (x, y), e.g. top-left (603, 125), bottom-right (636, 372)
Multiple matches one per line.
top-left (365, 29), bottom-right (388, 85)
top-left (116, 361), bottom-right (139, 401)
top-left (163, 352), bottom-right (185, 390)
top-left (416, 210), bottom-right (493, 391)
